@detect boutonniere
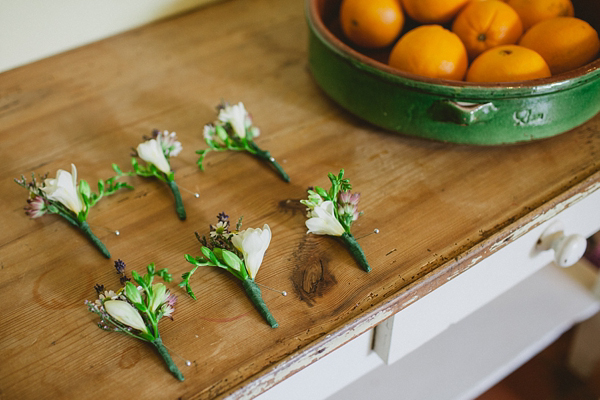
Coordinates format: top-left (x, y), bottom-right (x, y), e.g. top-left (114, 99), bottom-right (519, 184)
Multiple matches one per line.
top-left (130, 130), bottom-right (187, 220)
top-left (86, 260), bottom-right (185, 381)
top-left (197, 101), bottom-right (290, 182)
top-left (181, 213), bottom-right (278, 328)
top-left (300, 169), bottom-right (371, 272)
top-left (15, 164), bottom-right (132, 258)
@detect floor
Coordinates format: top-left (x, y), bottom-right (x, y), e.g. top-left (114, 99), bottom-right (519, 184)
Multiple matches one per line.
top-left (477, 328), bottom-right (600, 400)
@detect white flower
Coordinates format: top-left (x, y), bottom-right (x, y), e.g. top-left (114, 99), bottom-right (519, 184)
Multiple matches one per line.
top-left (218, 102), bottom-right (251, 139)
top-left (231, 224), bottom-right (271, 280)
top-left (104, 300), bottom-right (148, 333)
top-left (305, 201), bottom-right (345, 236)
top-left (137, 139), bottom-right (171, 174)
top-left (203, 125), bottom-right (215, 141)
top-left (156, 130), bottom-right (182, 157)
top-left (210, 220), bottom-right (231, 239)
top-left (41, 164), bottom-right (84, 215)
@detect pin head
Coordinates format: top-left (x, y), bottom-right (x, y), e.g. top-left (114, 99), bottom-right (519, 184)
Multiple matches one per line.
top-left (115, 230), bottom-right (120, 236)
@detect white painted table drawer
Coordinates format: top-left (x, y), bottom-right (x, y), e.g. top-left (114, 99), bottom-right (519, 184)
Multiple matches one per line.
top-left (374, 187), bottom-right (600, 365)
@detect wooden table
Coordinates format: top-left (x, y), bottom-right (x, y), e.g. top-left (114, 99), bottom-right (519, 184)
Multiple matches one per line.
top-left (1, 0), bottom-right (599, 398)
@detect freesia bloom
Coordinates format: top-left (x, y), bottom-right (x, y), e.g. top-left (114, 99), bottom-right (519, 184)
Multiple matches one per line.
top-left (218, 102), bottom-right (254, 139)
top-left (232, 224), bottom-right (271, 280)
top-left (41, 164), bottom-right (84, 215)
top-left (137, 139), bottom-right (171, 174)
top-left (104, 300), bottom-right (148, 333)
top-left (305, 201), bottom-right (346, 236)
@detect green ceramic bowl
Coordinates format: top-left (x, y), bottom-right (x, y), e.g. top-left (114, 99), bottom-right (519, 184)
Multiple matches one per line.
top-left (306, 0), bottom-right (600, 145)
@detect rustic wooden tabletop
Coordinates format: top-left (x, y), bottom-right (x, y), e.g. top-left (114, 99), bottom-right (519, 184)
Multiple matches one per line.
top-left (0, 0), bottom-right (599, 399)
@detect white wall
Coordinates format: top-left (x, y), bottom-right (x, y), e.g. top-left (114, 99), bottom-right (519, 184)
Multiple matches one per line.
top-left (0, 0), bottom-right (220, 73)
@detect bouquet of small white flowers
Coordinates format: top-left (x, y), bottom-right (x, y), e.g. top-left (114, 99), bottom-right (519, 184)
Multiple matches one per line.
top-left (86, 260), bottom-right (184, 381)
top-left (181, 212), bottom-right (278, 328)
top-left (301, 169), bottom-right (371, 272)
top-left (126, 129), bottom-right (187, 220)
top-left (198, 101), bottom-right (290, 183)
top-left (15, 164), bottom-right (132, 258)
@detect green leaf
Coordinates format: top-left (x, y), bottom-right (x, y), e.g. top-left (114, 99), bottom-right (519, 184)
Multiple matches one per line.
top-left (221, 250), bottom-right (243, 272)
top-left (112, 163), bottom-right (123, 175)
top-left (215, 124), bottom-right (228, 141)
top-left (131, 270), bottom-right (147, 289)
top-left (157, 268), bottom-right (172, 282)
top-left (200, 246), bottom-right (213, 260)
top-left (133, 302), bottom-right (148, 313)
top-left (179, 264), bottom-right (199, 300)
top-left (97, 179), bottom-right (105, 195)
top-left (125, 281), bottom-right (143, 304)
top-left (147, 263), bottom-right (156, 276)
top-left (185, 254), bottom-right (199, 265)
top-left (79, 180), bottom-right (91, 205)
top-left (315, 186), bottom-right (329, 199)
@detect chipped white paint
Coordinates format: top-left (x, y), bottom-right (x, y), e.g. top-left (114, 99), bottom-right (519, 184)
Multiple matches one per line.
top-left (229, 306), bottom-right (397, 399)
top-left (468, 255), bottom-right (483, 268)
top-left (490, 182), bottom-right (600, 253)
top-left (446, 269), bottom-right (462, 281)
top-left (401, 295), bottom-right (419, 308)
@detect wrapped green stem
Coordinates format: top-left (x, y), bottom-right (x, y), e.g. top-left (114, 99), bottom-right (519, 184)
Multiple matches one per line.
top-left (152, 337), bottom-right (184, 381)
top-left (248, 142), bottom-right (290, 183)
top-left (340, 232), bottom-right (371, 272)
top-left (242, 278), bottom-right (278, 328)
top-left (78, 221), bottom-right (111, 259)
top-left (167, 179), bottom-right (186, 220)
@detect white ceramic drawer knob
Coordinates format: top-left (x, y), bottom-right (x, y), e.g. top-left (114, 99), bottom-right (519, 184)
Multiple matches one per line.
top-left (537, 221), bottom-right (587, 267)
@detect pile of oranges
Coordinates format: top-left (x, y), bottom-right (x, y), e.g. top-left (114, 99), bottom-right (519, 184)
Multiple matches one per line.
top-left (338, 0), bottom-right (600, 82)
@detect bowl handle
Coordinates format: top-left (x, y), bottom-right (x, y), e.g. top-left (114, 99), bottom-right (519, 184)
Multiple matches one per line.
top-left (430, 100), bottom-right (498, 125)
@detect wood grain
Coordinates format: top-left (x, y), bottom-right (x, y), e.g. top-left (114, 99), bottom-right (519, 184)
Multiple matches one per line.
top-left (0, 0), bottom-right (599, 399)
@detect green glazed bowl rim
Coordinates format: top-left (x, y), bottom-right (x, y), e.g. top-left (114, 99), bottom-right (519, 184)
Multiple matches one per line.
top-left (306, 0), bottom-right (600, 99)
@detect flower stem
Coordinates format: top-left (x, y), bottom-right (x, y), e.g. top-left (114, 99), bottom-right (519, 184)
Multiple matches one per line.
top-left (152, 337), bottom-right (184, 381)
top-left (242, 278), bottom-right (278, 328)
top-left (167, 179), bottom-right (186, 220)
top-left (78, 221), bottom-right (111, 258)
top-left (248, 142), bottom-right (290, 183)
top-left (340, 232), bottom-right (371, 272)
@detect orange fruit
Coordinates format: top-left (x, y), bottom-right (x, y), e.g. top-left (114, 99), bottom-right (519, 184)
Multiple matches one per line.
top-left (401, 0), bottom-right (470, 24)
top-left (506, 0), bottom-right (574, 31)
top-left (388, 25), bottom-right (468, 80)
top-left (466, 44), bottom-right (551, 82)
top-left (519, 17), bottom-right (600, 74)
top-left (452, 0), bottom-right (523, 60)
top-left (340, 0), bottom-right (404, 48)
